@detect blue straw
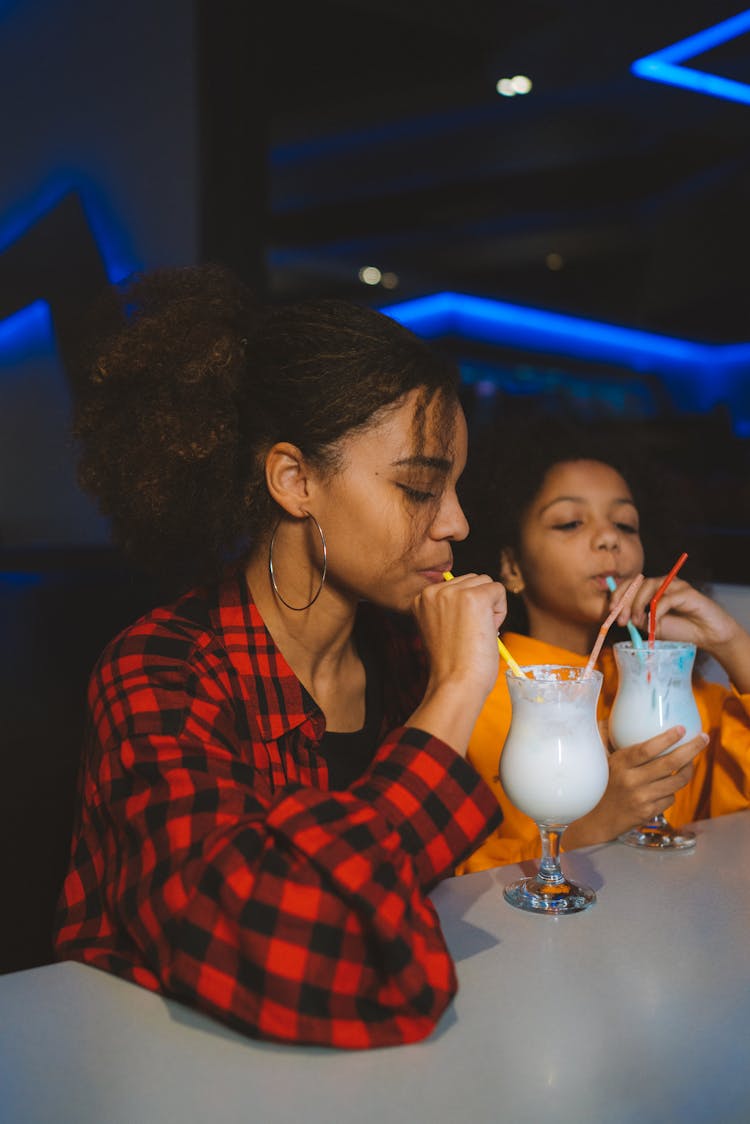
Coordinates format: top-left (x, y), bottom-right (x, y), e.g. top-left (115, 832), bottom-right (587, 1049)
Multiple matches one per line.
top-left (605, 576), bottom-right (644, 648)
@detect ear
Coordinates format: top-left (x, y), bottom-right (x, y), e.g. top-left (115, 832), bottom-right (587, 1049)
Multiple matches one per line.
top-left (499, 547), bottom-right (525, 594)
top-left (265, 442), bottom-right (314, 518)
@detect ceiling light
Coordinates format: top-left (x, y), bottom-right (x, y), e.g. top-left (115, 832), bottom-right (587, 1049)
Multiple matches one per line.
top-left (510, 75), bottom-right (532, 94)
top-left (496, 75), bottom-right (532, 97)
top-left (359, 266), bottom-right (382, 285)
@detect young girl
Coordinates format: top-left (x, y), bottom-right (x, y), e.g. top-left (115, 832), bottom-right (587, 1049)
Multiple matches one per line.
top-left (53, 265), bottom-right (507, 1048)
top-left (455, 419), bottom-right (750, 873)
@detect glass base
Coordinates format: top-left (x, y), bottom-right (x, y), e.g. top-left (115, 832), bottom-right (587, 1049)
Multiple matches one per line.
top-left (619, 822), bottom-right (696, 851)
top-left (503, 875), bottom-right (596, 915)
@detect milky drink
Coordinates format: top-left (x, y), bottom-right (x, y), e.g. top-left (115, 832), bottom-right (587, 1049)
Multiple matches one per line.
top-left (500, 666), bottom-right (609, 827)
top-left (609, 641), bottom-right (701, 752)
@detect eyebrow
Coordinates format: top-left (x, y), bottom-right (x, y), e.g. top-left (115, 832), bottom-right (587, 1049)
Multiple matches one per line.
top-left (538, 495), bottom-right (638, 515)
top-left (391, 455), bottom-right (452, 473)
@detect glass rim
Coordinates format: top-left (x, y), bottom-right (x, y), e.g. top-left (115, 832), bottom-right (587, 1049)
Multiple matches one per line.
top-left (613, 640), bottom-right (696, 653)
top-left (507, 663), bottom-right (603, 684)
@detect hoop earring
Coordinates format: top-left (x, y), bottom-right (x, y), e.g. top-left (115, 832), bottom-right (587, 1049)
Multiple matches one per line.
top-left (269, 512), bottom-right (328, 611)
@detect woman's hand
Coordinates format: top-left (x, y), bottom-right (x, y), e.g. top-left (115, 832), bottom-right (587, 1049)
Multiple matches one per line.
top-left (408, 573), bottom-right (507, 754)
top-left (622, 577), bottom-right (750, 692)
top-left (563, 726), bottom-right (709, 849)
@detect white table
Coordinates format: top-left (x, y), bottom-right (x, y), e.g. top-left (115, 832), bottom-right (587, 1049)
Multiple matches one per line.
top-left (2, 810), bottom-right (750, 1124)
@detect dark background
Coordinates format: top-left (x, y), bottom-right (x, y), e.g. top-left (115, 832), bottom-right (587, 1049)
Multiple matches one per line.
top-left (1, 0), bottom-right (749, 971)
top-left (2, 0), bottom-right (749, 571)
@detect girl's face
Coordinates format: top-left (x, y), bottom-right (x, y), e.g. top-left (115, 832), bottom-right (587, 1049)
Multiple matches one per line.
top-left (507, 459), bottom-right (645, 650)
top-left (311, 389), bottom-right (470, 613)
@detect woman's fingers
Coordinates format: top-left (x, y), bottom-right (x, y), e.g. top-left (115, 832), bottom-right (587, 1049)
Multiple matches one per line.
top-left (413, 573), bottom-right (507, 699)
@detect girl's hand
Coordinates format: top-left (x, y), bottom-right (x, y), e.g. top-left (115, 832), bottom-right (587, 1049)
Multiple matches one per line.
top-left (624, 576), bottom-right (732, 649)
top-left (409, 573), bottom-right (507, 754)
top-left (563, 726), bottom-right (709, 848)
top-left (621, 577), bottom-right (750, 692)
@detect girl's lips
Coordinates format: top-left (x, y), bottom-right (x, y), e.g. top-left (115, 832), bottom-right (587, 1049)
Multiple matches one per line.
top-left (593, 574), bottom-right (618, 591)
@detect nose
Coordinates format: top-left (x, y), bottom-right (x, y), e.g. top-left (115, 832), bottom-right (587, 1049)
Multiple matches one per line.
top-left (592, 521), bottom-right (620, 552)
top-left (432, 488), bottom-right (470, 542)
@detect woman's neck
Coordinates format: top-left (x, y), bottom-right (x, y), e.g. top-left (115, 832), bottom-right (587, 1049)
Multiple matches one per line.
top-left (244, 550), bottom-right (361, 697)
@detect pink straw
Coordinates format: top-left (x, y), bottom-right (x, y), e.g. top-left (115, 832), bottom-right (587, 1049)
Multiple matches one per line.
top-left (648, 552), bottom-right (688, 645)
top-left (582, 574), bottom-right (644, 679)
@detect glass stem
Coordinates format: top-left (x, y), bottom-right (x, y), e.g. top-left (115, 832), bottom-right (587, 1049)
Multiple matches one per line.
top-left (538, 826), bottom-right (565, 886)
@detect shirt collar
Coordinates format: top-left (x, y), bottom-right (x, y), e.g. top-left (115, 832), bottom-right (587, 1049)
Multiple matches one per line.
top-left (202, 570), bottom-right (425, 746)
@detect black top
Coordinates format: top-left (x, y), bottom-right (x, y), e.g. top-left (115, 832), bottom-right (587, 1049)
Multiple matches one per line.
top-left (317, 629), bottom-right (385, 790)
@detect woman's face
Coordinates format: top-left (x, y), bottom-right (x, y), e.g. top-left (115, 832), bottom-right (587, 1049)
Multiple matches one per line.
top-left (312, 389), bottom-right (469, 612)
top-left (510, 459), bottom-right (645, 645)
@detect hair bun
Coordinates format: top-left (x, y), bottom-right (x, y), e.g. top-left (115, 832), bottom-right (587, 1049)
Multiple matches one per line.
top-left (73, 264), bottom-right (259, 585)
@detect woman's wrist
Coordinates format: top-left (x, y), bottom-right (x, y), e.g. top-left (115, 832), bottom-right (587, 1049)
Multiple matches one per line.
top-left (409, 679), bottom-right (487, 757)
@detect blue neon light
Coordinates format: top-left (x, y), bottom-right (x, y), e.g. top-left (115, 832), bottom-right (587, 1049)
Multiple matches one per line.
top-left (0, 572), bottom-right (45, 589)
top-left (386, 292), bottom-right (710, 370)
top-left (632, 10), bottom-right (750, 105)
top-left (0, 177), bottom-right (139, 367)
top-left (383, 292), bottom-right (717, 373)
top-left (382, 291), bottom-right (750, 428)
top-left (0, 174), bottom-right (138, 284)
top-left (0, 300), bottom-right (55, 367)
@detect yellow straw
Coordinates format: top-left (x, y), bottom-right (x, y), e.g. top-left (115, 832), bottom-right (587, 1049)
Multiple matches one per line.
top-left (442, 572), bottom-right (529, 679)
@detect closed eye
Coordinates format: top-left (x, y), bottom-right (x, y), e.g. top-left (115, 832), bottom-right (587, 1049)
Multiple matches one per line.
top-left (552, 520), bottom-right (581, 531)
top-left (397, 484), bottom-right (436, 503)
top-left (615, 522), bottom-right (639, 534)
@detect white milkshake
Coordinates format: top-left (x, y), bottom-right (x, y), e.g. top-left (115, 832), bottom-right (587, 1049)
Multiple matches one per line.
top-left (609, 642), bottom-right (701, 751)
top-left (500, 666), bottom-right (609, 827)
top-left (610, 641), bottom-right (701, 851)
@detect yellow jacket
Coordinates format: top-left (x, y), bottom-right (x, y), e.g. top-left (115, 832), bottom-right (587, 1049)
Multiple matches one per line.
top-left (457, 632), bottom-right (750, 874)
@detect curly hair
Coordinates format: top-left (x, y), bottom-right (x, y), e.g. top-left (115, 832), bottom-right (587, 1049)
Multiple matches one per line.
top-left (73, 264), bottom-right (459, 587)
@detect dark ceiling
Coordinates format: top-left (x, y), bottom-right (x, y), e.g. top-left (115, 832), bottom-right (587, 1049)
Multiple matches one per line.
top-left (265, 0), bottom-right (750, 344)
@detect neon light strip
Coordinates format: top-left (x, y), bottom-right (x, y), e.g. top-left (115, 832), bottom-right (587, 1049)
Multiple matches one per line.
top-left (0, 175), bottom-right (138, 283)
top-left (0, 300), bottom-right (54, 364)
top-left (632, 10), bottom-right (750, 105)
top-left (382, 291), bottom-right (750, 431)
top-left (382, 291), bottom-right (729, 376)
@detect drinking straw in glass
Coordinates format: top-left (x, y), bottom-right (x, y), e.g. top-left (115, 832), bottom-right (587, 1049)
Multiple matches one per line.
top-left (605, 576), bottom-right (643, 648)
top-left (648, 553), bottom-right (688, 644)
top-left (583, 574), bottom-right (644, 678)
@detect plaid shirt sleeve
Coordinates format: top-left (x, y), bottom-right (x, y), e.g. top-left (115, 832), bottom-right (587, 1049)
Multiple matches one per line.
top-left (54, 611), bottom-right (501, 1050)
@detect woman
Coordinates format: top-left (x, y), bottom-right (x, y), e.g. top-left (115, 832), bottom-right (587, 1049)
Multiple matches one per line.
top-left (54, 265), bottom-right (507, 1048)
top-left (455, 418), bottom-right (750, 873)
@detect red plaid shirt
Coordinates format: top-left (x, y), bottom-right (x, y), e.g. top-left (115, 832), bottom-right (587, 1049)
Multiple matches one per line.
top-left (54, 573), bottom-right (501, 1048)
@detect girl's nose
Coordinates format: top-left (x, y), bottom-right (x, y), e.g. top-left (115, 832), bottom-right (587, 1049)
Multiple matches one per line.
top-left (593, 523), bottom-right (620, 551)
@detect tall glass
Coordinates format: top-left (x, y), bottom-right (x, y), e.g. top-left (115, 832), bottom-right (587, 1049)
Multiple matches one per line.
top-left (609, 641), bottom-right (701, 850)
top-left (500, 666), bottom-right (609, 915)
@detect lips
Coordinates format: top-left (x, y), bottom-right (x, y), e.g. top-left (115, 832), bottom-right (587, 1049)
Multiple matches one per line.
top-left (420, 560), bottom-right (453, 581)
top-left (593, 572), bottom-right (619, 590)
